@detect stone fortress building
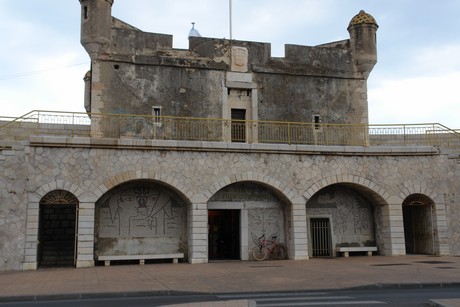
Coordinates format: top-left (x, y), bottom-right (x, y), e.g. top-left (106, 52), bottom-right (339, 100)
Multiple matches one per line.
top-left (0, 0), bottom-right (459, 271)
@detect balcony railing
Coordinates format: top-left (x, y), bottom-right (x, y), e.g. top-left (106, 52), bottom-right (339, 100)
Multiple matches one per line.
top-left (1, 110), bottom-right (459, 150)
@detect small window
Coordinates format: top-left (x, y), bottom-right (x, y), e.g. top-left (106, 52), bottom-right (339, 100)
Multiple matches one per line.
top-left (83, 6), bottom-right (88, 20)
top-left (313, 115), bottom-right (321, 130)
top-left (152, 106), bottom-right (162, 125)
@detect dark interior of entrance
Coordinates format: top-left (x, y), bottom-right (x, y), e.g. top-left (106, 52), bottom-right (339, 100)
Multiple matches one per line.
top-left (208, 210), bottom-right (240, 260)
top-left (38, 204), bottom-right (76, 267)
top-left (403, 204), bottom-right (435, 255)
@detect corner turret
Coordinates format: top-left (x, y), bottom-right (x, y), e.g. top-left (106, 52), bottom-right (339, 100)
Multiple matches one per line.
top-left (347, 10), bottom-right (378, 78)
top-left (79, 0), bottom-right (113, 58)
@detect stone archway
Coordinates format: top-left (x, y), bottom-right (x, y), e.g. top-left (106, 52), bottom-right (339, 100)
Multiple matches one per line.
top-left (207, 181), bottom-right (290, 261)
top-left (94, 180), bottom-right (188, 263)
top-left (39, 190), bottom-right (79, 267)
top-left (403, 194), bottom-right (435, 255)
top-left (306, 183), bottom-right (382, 257)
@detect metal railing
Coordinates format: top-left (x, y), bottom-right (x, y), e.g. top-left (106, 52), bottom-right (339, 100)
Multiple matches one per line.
top-left (1, 110), bottom-right (459, 150)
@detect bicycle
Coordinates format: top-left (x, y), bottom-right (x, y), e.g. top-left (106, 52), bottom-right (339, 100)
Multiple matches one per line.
top-left (252, 234), bottom-right (287, 261)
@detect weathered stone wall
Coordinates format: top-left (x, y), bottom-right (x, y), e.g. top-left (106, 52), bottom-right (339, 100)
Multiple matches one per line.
top-left (445, 192), bottom-right (460, 254)
top-left (0, 145), bottom-right (29, 271)
top-left (92, 61), bottom-right (225, 118)
top-left (1, 142), bottom-right (459, 271)
top-left (255, 74), bottom-right (368, 124)
top-left (90, 45), bottom-right (369, 125)
top-left (84, 9), bottom-right (376, 126)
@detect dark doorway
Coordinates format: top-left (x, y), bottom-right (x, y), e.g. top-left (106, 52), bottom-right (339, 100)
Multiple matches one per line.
top-left (310, 218), bottom-right (332, 257)
top-left (403, 203), bottom-right (435, 255)
top-left (208, 210), bottom-right (240, 260)
top-left (231, 109), bottom-right (246, 142)
top-left (39, 202), bottom-right (77, 267)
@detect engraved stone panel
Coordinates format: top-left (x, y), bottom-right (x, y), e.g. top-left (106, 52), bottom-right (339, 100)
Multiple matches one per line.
top-left (307, 185), bottom-right (375, 247)
top-left (95, 181), bottom-right (187, 256)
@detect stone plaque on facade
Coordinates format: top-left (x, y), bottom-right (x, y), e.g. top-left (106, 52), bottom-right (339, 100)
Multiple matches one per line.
top-left (231, 46), bottom-right (248, 72)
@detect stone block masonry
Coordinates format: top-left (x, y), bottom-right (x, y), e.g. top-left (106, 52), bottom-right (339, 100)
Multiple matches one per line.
top-left (1, 140), bottom-right (459, 271)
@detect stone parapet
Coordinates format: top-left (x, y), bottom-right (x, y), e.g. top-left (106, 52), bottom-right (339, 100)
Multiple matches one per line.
top-left (28, 136), bottom-right (440, 156)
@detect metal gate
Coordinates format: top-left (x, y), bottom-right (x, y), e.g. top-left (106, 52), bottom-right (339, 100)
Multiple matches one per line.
top-left (310, 218), bottom-right (331, 257)
top-left (403, 203), bottom-right (435, 255)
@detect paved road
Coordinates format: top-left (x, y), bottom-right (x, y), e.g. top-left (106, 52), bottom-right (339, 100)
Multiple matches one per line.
top-left (2, 287), bottom-right (460, 306)
top-left (1, 255), bottom-right (460, 306)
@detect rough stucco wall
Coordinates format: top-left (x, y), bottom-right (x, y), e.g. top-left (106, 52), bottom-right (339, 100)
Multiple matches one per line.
top-left (93, 57), bottom-right (369, 125)
top-left (91, 33), bottom-right (370, 125)
top-left (93, 56), bottom-right (369, 124)
top-left (256, 74), bottom-right (368, 124)
top-left (94, 61), bottom-right (224, 118)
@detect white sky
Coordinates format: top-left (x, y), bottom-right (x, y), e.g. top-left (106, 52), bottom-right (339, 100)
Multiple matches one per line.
top-left (1, 0), bottom-right (459, 128)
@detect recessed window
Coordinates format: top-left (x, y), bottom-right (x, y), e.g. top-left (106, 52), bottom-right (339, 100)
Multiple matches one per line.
top-left (83, 6), bottom-right (88, 20)
top-left (313, 115), bottom-right (321, 130)
top-left (114, 64), bottom-right (120, 70)
top-left (152, 106), bottom-right (162, 125)
top-left (231, 108), bottom-right (246, 142)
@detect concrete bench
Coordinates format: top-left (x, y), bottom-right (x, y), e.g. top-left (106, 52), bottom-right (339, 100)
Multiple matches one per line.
top-left (337, 247), bottom-right (377, 257)
top-left (98, 253), bottom-right (184, 266)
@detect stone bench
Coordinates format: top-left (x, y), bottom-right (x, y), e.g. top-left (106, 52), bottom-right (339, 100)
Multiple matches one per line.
top-left (98, 253), bottom-right (184, 266)
top-left (337, 246), bottom-right (377, 257)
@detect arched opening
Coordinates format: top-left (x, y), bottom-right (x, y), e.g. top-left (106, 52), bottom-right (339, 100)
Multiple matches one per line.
top-left (38, 190), bottom-right (78, 267)
top-left (306, 183), bottom-right (383, 257)
top-left (207, 181), bottom-right (290, 261)
top-left (403, 194), bottom-right (435, 255)
top-left (95, 180), bottom-right (188, 264)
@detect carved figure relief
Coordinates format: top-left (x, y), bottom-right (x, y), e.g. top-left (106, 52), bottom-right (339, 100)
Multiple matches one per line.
top-left (98, 184), bottom-right (184, 238)
top-left (248, 208), bottom-right (282, 249)
top-left (309, 187), bottom-right (374, 236)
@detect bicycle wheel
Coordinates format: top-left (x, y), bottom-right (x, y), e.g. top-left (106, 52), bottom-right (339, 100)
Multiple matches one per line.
top-left (273, 244), bottom-right (287, 260)
top-left (252, 245), bottom-right (268, 261)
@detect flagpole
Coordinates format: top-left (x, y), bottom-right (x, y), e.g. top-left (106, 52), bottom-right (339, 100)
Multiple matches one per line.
top-left (229, 0), bottom-right (233, 39)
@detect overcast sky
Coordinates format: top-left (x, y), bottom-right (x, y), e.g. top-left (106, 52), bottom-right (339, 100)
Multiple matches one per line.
top-left (1, 0), bottom-right (459, 128)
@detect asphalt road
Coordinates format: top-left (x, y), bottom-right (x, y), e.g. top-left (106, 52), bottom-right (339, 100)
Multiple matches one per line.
top-left (1, 286), bottom-right (460, 306)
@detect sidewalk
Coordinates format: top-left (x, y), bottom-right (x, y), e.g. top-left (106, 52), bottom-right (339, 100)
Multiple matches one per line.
top-left (0, 255), bottom-right (459, 303)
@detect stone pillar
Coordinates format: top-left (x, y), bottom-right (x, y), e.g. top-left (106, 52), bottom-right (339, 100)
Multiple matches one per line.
top-left (240, 209), bottom-right (249, 260)
top-left (188, 203), bottom-right (208, 264)
top-left (22, 200), bottom-right (39, 271)
top-left (76, 202), bottom-right (95, 268)
top-left (381, 200), bottom-right (406, 256)
top-left (289, 201), bottom-right (309, 260)
top-left (434, 202), bottom-right (450, 255)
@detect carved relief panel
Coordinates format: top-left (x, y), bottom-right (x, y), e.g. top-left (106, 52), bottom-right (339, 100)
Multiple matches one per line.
top-left (307, 185), bottom-right (375, 247)
top-left (96, 181), bottom-right (187, 256)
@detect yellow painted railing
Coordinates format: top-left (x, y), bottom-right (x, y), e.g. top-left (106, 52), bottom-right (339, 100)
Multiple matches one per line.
top-left (1, 110), bottom-right (459, 150)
